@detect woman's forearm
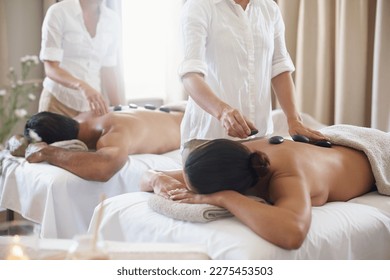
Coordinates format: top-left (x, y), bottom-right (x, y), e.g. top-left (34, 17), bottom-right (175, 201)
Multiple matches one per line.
top-left (43, 60), bottom-right (89, 92)
top-left (182, 73), bottom-right (230, 120)
top-left (271, 71), bottom-right (302, 123)
top-left (215, 190), bottom-right (310, 249)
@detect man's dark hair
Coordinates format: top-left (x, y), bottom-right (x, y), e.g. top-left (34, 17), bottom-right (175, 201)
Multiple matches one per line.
top-left (24, 111), bottom-right (80, 144)
top-left (184, 139), bottom-right (270, 194)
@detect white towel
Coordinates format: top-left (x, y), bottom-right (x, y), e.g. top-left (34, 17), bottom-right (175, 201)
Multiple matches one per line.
top-left (320, 125), bottom-right (390, 196)
top-left (148, 194), bottom-right (265, 223)
top-left (50, 139), bottom-right (88, 151)
top-left (24, 139), bottom-right (88, 159)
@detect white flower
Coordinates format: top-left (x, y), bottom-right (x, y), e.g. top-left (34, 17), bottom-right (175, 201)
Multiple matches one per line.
top-left (1, 54), bottom-right (39, 144)
top-left (28, 93), bottom-right (36, 101)
top-left (28, 129), bottom-right (42, 143)
top-left (20, 55), bottom-right (39, 65)
top-left (14, 108), bottom-right (28, 118)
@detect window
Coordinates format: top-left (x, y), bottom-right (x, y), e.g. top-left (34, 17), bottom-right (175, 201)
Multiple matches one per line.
top-left (121, 0), bottom-right (183, 103)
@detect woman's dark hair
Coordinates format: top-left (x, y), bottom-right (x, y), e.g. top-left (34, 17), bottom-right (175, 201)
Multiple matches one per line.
top-left (184, 139), bottom-right (270, 194)
top-left (24, 111), bottom-right (80, 144)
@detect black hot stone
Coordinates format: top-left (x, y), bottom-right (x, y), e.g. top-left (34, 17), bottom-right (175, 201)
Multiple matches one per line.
top-left (249, 129), bottom-right (259, 136)
top-left (268, 136), bottom-right (284, 145)
top-left (292, 134), bottom-right (310, 143)
top-left (314, 140), bottom-right (332, 148)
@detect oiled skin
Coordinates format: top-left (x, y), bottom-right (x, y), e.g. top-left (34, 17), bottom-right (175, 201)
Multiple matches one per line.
top-left (141, 137), bottom-right (375, 249)
top-left (26, 110), bottom-right (183, 181)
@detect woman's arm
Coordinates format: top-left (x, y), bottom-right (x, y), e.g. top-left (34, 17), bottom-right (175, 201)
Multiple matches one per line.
top-left (43, 60), bottom-right (109, 115)
top-left (272, 72), bottom-right (325, 141)
top-left (182, 73), bottom-right (255, 138)
top-left (169, 178), bottom-right (312, 250)
top-left (139, 169), bottom-right (186, 198)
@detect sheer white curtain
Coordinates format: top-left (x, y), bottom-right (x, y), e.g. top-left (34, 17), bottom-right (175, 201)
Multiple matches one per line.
top-left (276, 0), bottom-right (389, 131)
top-left (121, 0), bottom-right (184, 103)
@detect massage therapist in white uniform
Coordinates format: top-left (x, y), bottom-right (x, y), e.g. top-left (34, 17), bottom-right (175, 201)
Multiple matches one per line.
top-left (39, 0), bottom-right (123, 117)
top-left (179, 0), bottom-right (326, 143)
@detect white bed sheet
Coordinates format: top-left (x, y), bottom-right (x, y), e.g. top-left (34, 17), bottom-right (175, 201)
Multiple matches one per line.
top-left (0, 109), bottom-right (338, 241)
top-left (89, 191), bottom-right (390, 260)
top-left (0, 150), bottom-right (182, 239)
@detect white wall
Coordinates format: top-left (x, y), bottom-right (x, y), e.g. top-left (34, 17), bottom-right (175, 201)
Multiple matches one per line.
top-left (4, 0), bottom-right (44, 134)
top-left (5, 0), bottom-right (43, 78)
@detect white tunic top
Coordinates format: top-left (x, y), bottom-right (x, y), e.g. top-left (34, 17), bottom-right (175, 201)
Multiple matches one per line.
top-left (40, 0), bottom-right (120, 111)
top-left (178, 0), bottom-right (295, 144)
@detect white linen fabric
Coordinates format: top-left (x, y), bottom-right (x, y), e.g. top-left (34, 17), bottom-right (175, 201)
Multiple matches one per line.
top-left (90, 191), bottom-right (390, 260)
top-left (0, 150), bottom-right (182, 239)
top-left (178, 0), bottom-right (295, 144)
top-left (40, 0), bottom-right (121, 111)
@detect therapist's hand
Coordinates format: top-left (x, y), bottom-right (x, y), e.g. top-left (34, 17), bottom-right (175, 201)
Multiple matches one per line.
top-left (288, 119), bottom-right (328, 142)
top-left (80, 83), bottom-right (109, 116)
top-left (220, 106), bottom-right (257, 139)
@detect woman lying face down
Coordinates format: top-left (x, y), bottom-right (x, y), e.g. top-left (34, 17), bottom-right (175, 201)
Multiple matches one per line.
top-left (183, 139), bottom-right (269, 195)
top-left (141, 137), bottom-right (375, 249)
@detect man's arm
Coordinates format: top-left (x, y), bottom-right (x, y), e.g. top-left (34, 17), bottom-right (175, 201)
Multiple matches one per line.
top-left (26, 131), bottom-right (129, 182)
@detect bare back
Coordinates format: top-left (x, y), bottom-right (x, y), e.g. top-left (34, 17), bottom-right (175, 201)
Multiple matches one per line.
top-left (87, 110), bottom-right (183, 154)
top-left (245, 139), bottom-right (375, 206)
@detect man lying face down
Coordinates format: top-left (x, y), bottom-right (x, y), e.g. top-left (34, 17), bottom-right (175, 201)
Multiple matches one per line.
top-left (141, 134), bottom-right (377, 250)
top-left (24, 109), bottom-right (183, 181)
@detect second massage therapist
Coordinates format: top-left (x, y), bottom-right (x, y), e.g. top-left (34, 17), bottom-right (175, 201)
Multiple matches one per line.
top-left (39, 0), bottom-right (123, 117)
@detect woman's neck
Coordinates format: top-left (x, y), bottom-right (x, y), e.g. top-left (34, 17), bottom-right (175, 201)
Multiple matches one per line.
top-left (234, 0), bottom-right (250, 10)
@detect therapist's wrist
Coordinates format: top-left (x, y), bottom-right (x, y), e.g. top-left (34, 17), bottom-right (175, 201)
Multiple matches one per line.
top-left (73, 80), bottom-right (90, 92)
top-left (216, 103), bottom-right (232, 121)
top-left (286, 113), bottom-right (303, 125)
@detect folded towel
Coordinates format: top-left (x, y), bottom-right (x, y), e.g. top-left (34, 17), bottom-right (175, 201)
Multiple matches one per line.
top-left (320, 125), bottom-right (390, 196)
top-left (148, 194), bottom-right (265, 223)
top-left (25, 139), bottom-right (88, 159)
top-left (50, 139), bottom-right (88, 151)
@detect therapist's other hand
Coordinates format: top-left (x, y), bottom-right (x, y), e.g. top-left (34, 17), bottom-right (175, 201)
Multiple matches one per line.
top-left (288, 119), bottom-right (328, 142)
top-left (80, 83), bottom-right (109, 116)
top-left (220, 106), bottom-right (256, 139)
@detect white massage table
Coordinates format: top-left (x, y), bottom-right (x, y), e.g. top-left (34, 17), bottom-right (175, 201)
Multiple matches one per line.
top-left (0, 150), bottom-right (182, 239)
top-left (4, 107), bottom-right (387, 260)
top-left (85, 111), bottom-right (390, 260)
top-left (88, 191), bottom-right (390, 259)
